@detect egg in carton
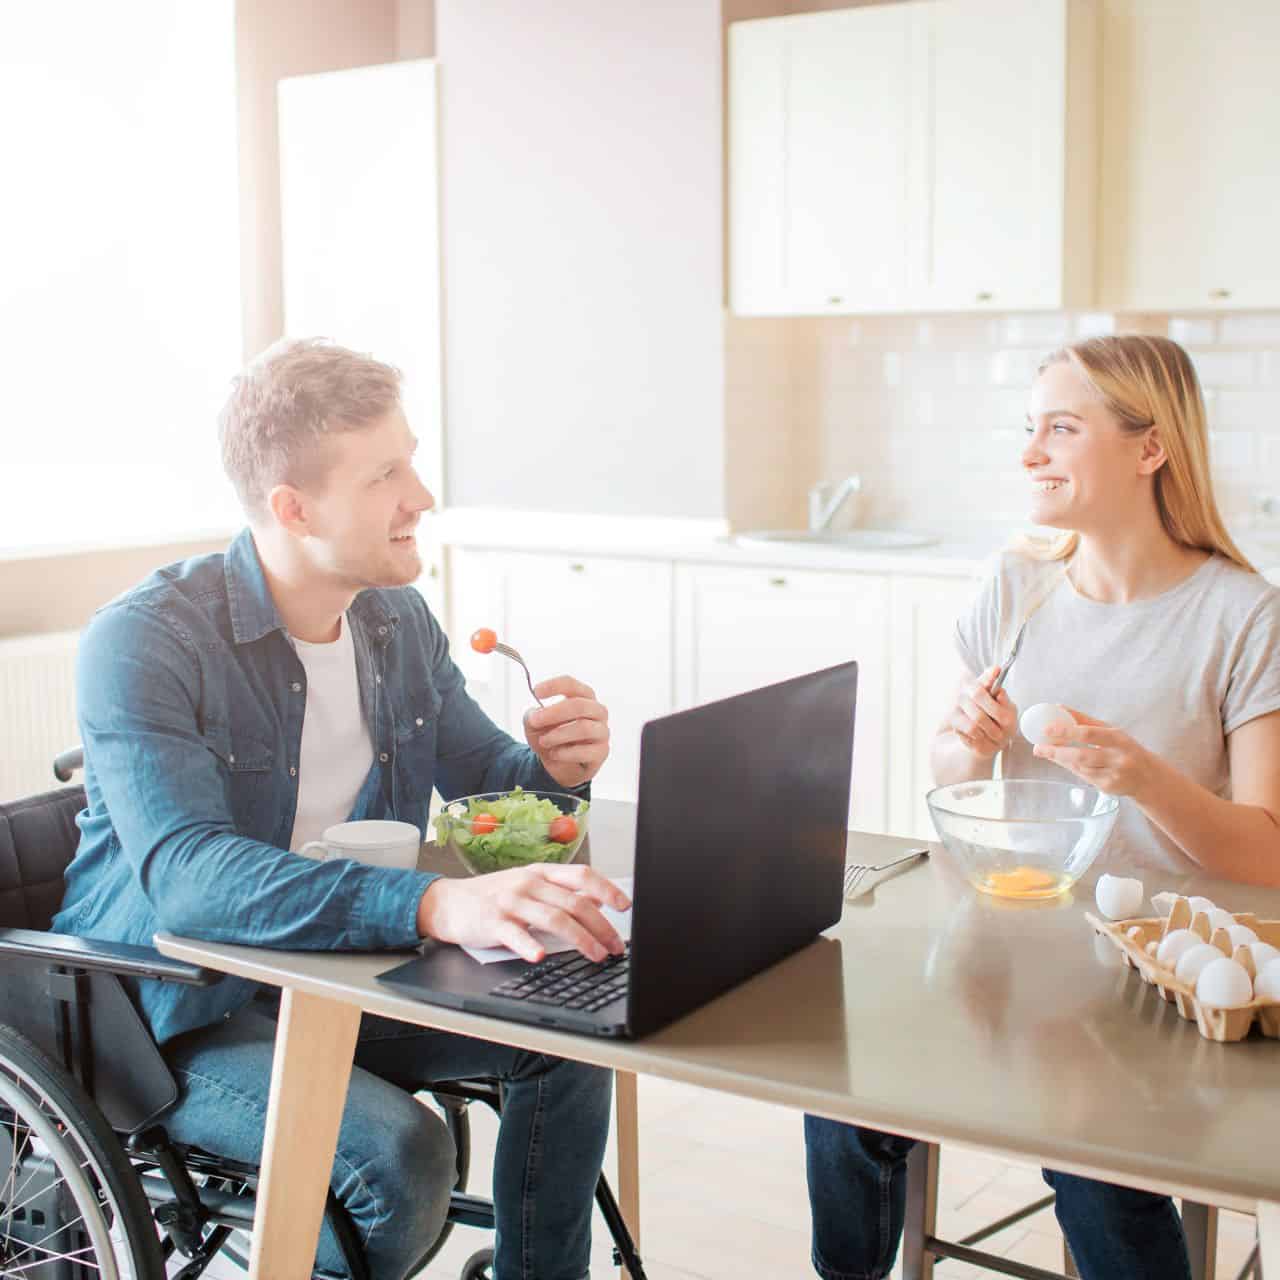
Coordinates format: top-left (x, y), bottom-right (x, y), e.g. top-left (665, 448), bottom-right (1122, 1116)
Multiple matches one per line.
top-left (1087, 896), bottom-right (1280, 1043)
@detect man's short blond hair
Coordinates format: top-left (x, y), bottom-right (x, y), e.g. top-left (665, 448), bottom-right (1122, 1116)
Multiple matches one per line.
top-left (218, 337), bottom-right (403, 521)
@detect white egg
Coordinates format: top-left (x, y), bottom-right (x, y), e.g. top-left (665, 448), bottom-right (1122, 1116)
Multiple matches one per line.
top-left (1174, 943), bottom-right (1225, 985)
top-left (1187, 896), bottom-right (1217, 916)
top-left (1156, 928), bottom-right (1202, 969)
top-left (1225, 924), bottom-right (1259, 948)
top-left (1151, 891), bottom-right (1179, 917)
top-left (1095, 874), bottom-right (1144, 920)
top-left (1256, 958), bottom-right (1280, 1003)
top-left (1206, 908), bottom-right (1236, 932)
top-left (1020, 702), bottom-right (1077, 748)
top-left (1195, 957), bottom-right (1254, 1009)
top-left (1248, 942), bottom-right (1280, 971)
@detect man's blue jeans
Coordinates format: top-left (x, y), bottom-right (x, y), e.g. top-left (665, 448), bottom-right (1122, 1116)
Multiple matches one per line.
top-left (803, 1119), bottom-right (1192, 1280)
top-left (161, 1005), bottom-right (612, 1280)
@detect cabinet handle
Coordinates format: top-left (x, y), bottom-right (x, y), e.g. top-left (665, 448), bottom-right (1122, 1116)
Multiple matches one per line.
top-left (768, 576), bottom-right (788, 587)
top-left (826, 295), bottom-right (843, 305)
top-left (975, 290), bottom-right (993, 302)
top-left (568, 562), bottom-right (586, 573)
top-left (1209, 288), bottom-right (1232, 300)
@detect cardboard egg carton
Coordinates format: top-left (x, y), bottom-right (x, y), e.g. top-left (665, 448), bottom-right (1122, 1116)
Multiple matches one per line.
top-left (1087, 897), bottom-right (1280, 1043)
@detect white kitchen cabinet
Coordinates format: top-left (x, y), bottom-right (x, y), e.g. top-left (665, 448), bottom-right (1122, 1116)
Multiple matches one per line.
top-left (728, 0), bottom-right (1096, 315)
top-left (445, 549), bottom-right (675, 803)
top-left (888, 574), bottom-right (983, 840)
top-left (1097, 0), bottom-right (1280, 311)
top-left (924, 0), bottom-right (1096, 311)
top-left (674, 564), bottom-right (891, 833)
top-left (729, 5), bottom-right (919, 316)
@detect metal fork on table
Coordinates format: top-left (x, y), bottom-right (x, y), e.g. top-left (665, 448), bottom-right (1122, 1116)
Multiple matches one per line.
top-left (843, 848), bottom-right (929, 899)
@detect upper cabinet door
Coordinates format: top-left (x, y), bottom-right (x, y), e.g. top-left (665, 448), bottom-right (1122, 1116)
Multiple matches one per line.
top-left (1098, 0), bottom-right (1280, 311)
top-left (925, 0), bottom-right (1096, 311)
top-left (783, 8), bottom-right (916, 313)
top-left (729, 6), bottom-right (918, 316)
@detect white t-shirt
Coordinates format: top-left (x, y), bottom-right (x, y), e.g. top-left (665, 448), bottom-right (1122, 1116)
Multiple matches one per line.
top-left (955, 550), bottom-right (1280, 875)
top-left (288, 613), bottom-right (375, 852)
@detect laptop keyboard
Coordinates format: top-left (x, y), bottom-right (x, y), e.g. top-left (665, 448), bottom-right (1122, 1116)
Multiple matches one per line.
top-left (492, 947), bottom-right (630, 1013)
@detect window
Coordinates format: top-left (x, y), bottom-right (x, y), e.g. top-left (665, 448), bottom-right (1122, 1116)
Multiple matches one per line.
top-left (0, 2), bottom-right (242, 554)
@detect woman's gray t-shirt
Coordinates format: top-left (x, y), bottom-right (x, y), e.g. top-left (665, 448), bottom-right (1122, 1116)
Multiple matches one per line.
top-left (955, 550), bottom-right (1280, 875)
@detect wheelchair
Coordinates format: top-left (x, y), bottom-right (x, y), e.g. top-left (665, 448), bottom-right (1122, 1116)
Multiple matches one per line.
top-left (0, 750), bottom-right (646, 1279)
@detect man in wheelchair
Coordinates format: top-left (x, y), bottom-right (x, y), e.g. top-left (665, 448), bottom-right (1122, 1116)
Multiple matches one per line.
top-left (49, 338), bottom-right (633, 1279)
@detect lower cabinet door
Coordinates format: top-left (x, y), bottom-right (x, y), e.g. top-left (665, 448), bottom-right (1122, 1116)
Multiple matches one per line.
top-left (675, 564), bottom-right (890, 833)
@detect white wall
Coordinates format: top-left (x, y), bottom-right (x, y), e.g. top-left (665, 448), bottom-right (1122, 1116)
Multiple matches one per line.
top-left (436, 0), bottom-right (725, 518)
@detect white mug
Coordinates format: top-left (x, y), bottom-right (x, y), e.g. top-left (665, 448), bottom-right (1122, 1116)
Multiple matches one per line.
top-left (298, 819), bottom-right (422, 871)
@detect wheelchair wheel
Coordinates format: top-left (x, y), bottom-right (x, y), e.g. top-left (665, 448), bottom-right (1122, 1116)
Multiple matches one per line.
top-left (460, 1246), bottom-right (494, 1280)
top-left (214, 1087), bottom-right (472, 1276)
top-left (0, 1022), bottom-right (164, 1278)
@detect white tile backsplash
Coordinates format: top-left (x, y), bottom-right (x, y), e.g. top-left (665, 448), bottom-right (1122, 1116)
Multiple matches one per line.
top-left (724, 309), bottom-right (1280, 533)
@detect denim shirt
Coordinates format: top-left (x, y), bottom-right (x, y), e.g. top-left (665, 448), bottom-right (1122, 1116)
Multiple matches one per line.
top-left (53, 529), bottom-right (572, 1044)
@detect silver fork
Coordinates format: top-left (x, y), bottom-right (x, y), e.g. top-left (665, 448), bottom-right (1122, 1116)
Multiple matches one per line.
top-left (844, 848), bottom-right (929, 898)
top-left (989, 616), bottom-right (1028, 695)
top-left (493, 641), bottom-right (545, 708)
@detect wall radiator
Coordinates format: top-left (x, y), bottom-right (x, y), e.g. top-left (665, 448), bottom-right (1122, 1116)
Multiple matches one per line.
top-left (0, 631), bottom-right (80, 801)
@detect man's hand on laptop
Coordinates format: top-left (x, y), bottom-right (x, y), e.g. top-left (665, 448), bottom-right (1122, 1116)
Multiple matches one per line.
top-left (523, 676), bottom-right (611, 787)
top-left (416, 864), bottom-right (630, 963)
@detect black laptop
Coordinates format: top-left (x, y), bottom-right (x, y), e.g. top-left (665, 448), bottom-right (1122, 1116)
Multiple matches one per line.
top-left (377, 661), bottom-right (858, 1039)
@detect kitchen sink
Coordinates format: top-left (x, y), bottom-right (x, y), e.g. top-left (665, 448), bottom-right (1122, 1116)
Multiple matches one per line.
top-left (733, 528), bottom-right (940, 551)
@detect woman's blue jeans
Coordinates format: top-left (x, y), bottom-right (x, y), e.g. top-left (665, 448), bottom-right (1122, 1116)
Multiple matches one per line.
top-left (160, 1005), bottom-right (613, 1280)
top-left (803, 1119), bottom-right (1192, 1280)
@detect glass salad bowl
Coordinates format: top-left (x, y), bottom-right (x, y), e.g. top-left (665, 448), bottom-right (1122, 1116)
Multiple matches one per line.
top-left (433, 788), bottom-right (589, 876)
top-left (926, 779), bottom-right (1119, 900)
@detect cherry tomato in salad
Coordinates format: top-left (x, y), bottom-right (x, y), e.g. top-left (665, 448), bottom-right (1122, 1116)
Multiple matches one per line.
top-left (548, 815), bottom-right (578, 844)
top-left (470, 812), bottom-right (499, 835)
top-left (470, 627), bottom-right (498, 654)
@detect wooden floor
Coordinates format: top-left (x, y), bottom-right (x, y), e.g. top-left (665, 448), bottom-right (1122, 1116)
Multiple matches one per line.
top-left (195, 1074), bottom-right (1261, 1279)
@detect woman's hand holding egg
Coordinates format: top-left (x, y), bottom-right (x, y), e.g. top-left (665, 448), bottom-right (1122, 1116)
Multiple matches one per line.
top-left (1032, 708), bottom-right (1158, 798)
top-left (948, 666), bottom-right (1019, 759)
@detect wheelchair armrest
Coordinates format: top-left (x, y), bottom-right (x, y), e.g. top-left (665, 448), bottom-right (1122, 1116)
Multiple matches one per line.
top-left (0, 929), bottom-right (223, 986)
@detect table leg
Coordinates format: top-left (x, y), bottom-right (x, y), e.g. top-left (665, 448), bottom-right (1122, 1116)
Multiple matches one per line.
top-left (902, 1141), bottom-right (939, 1280)
top-left (248, 988), bottom-right (361, 1280)
top-left (616, 1070), bottom-right (640, 1279)
top-left (1259, 1200), bottom-right (1280, 1276)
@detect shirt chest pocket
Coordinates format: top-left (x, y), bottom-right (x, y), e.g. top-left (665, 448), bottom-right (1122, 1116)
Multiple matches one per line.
top-left (393, 687), bottom-right (442, 777)
top-left (205, 726), bottom-right (277, 837)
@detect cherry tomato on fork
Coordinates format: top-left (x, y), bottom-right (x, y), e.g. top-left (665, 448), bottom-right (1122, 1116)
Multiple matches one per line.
top-left (470, 813), bottom-right (499, 835)
top-left (548, 815), bottom-right (578, 845)
top-left (470, 627), bottom-right (498, 654)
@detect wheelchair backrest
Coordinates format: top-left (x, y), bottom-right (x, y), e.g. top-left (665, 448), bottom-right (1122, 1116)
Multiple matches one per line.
top-left (0, 784), bottom-right (86, 930)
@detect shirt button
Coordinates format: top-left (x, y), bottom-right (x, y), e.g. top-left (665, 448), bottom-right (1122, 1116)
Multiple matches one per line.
top-left (378, 625), bottom-right (388, 636)
top-left (291, 681), bottom-right (302, 693)
top-left (379, 752), bottom-right (389, 763)
top-left (289, 766), bottom-right (298, 778)
top-left (375, 674), bottom-right (382, 685)
top-left (415, 717), bottom-right (424, 727)
top-left (228, 753), bottom-right (235, 764)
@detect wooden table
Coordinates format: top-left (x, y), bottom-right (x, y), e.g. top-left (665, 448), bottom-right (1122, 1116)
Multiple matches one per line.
top-left (157, 802), bottom-right (1280, 1279)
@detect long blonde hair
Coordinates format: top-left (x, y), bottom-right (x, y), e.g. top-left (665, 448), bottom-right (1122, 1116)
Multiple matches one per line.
top-left (1019, 335), bottom-right (1255, 573)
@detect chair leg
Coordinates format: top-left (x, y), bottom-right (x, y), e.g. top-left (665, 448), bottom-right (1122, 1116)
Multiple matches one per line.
top-left (903, 1141), bottom-right (940, 1280)
top-left (1063, 1239), bottom-right (1079, 1277)
top-left (1183, 1201), bottom-right (1218, 1280)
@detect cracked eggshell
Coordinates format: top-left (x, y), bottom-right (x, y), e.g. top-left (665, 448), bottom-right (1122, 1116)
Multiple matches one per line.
top-left (1187, 896), bottom-right (1216, 916)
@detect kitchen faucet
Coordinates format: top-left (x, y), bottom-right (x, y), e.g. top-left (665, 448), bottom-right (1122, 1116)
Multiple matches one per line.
top-left (808, 475), bottom-right (862, 533)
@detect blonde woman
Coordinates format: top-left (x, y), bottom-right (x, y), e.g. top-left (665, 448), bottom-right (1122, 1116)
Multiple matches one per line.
top-left (805, 335), bottom-right (1280, 1280)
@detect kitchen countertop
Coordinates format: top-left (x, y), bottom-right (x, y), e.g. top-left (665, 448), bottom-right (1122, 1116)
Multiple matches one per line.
top-left (434, 508), bottom-right (1280, 582)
